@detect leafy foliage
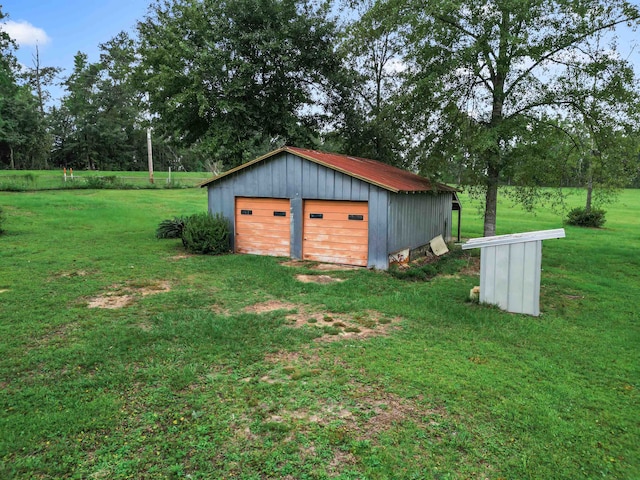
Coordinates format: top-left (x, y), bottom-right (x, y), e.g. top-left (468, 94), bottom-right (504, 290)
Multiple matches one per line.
top-left (565, 207), bottom-right (607, 228)
top-left (373, 0), bottom-right (640, 235)
top-left (181, 212), bottom-right (230, 255)
top-left (50, 34), bottom-right (148, 171)
top-left (156, 216), bottom-right (187, 239)
top-left (0, 205), bottom-right (5, 234)
top-left (137, 0), bottom-right (344, 168)
top-left (0, 7), bottom-right (49, 170)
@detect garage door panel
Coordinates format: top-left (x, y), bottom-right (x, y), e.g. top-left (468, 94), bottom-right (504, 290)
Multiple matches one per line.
top-left (305, 200), bottom-right (367, 210)
top-left (238, 208), bottom-right (288, 217)
top-left (236, 197), bottom-right (290, 257)
top-left (302, 252), bottom-right (368, 265)
top-left (303, 227), bottom-right (369, 238)
top-left (304, 232), bottom-right (369, 243)
top-left (303, 200), bottom-right (368, 267)
top-left (236, 222), bottom-right (289, 234)
top-left (303, 242), bottom-right (369, 253)
top-left (305, 212), bottom-right (368, 222)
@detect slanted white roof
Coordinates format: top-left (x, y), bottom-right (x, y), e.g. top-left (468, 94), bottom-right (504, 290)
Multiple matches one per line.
top-left (461, 228), bottom-right (565, 250)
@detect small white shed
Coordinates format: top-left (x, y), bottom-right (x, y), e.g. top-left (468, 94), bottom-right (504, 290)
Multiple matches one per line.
top-left (462, 229), bottom-right (566, 316)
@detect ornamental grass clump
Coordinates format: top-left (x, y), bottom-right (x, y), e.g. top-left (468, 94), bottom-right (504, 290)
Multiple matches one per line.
top-left (156, 216), bottom-right (187, 239)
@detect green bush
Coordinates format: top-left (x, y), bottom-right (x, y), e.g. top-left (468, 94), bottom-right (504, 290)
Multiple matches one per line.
top-left (0, 205), bottom-right (5, 234)
top-left (566, 207), bottom-right (606, 228)
top-left (156, 216), bottom-right (187, 239)
top-left (181, 212), bottom-right (230, 254)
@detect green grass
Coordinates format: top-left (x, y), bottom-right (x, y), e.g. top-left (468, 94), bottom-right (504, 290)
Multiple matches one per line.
top-left (0, 170), bottom-right (212, 190)
top-left (0, 188), bottom-right (638, 479)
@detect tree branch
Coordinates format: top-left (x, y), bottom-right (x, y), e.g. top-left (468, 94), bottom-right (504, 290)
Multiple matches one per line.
top-left (504, 14), bottom-right (640, 99)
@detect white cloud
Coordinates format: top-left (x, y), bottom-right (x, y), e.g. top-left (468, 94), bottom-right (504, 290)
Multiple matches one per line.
top-left (0, 20), bottom-right (51, 47)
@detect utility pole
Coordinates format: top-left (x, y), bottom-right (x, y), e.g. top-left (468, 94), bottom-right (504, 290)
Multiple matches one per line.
top-left (146, 91), bottom-right (154, 184)
top-left (147, 127), bottom-right (154, 184)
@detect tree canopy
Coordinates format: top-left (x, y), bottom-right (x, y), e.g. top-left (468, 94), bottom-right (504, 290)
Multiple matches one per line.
top-left (137, 0), bottom-right (344, 167)
top-left (376, 0), bottom-right (640, 235)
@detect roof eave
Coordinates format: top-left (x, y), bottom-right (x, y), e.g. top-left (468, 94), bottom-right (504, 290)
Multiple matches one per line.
top-left (198, 146), bottom-right (460, 194)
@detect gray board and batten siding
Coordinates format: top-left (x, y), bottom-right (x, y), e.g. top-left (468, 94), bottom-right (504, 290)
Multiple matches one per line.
top-left (206, 150), bottom-right (454, 269)
top-left (387, 191), bottom-right (453, 255)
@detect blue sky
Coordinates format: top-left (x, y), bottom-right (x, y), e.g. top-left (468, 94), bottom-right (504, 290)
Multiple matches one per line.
top-left (1, 0), bottom-right (639, 105)
top-left (1, 0), bottom-right (152, 100)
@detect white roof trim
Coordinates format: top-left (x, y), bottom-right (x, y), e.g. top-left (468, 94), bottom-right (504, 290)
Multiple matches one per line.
top-left (461, 228), bottom-right (565, 250)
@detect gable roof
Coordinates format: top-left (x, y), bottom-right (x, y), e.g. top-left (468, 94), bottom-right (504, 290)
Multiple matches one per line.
top-left (199, 146), bottom-right (458, 193)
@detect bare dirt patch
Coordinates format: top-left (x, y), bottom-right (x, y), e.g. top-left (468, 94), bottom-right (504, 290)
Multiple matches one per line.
top-left (137, 321), bottom-right (153, 331)
top-left (210, 303), bottom-right (230, 315)
top-left (169, 253), bottom-right (194, 261)
top-left (88, 294), bottom-right (135, 309)
top-left (313, 263), bottom-right (361, 271)
top-left (285, 309), bottom-right (400, 343)
top-left (242, 299), bottom-right (400, 343)
top-left (296, 274), bottom-right (344, 284)
top-left (57, 269), bottom-right (92, 278)
top-left (243, 300), bottom-right (298, 314)
top-left (87, 281), bottom-right (171, 309)
top-left (281, 260), bottom-right (361, 272)
top-left (459, 255), bottom-right (480, 276)
top-left (327, 450), bottom-right (358, 475)
top-left (280, 260), bottom-right (314, 268)
top-left (263, 383), bottom-right (447, 446)
top-left (242, 300), bottom-right (401, 342)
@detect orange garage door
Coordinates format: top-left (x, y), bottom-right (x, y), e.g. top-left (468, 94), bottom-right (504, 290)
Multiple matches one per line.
top-left (303, 200), bottom-right (368, 266)
top-left (235, 197), bottom-right (290, 257)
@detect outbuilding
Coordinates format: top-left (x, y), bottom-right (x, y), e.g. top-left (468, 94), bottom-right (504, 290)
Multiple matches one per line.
top-left (200, 146), bottom-right (460, 269)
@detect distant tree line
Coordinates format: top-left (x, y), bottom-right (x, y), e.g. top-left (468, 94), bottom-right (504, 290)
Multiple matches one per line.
top-left (1, 1), bottom-right (639, 234)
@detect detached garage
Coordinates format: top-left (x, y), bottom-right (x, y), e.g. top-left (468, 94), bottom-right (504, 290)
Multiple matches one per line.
top-left (201, 146), bottom-right (459, 270)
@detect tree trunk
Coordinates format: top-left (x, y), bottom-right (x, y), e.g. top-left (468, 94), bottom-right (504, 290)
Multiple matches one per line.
top-left (585, 176), bottom-right (593, 213)
top-left (9, 146), bottom-right (15, 170)
top-left (483, 165), bottom-right (499, 237)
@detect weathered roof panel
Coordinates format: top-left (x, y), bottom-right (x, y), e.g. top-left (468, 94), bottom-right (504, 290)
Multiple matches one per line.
top-left (199, 146), bottom-right (458, 193)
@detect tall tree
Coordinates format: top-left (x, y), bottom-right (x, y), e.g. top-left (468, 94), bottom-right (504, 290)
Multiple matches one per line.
top-left (137, 0), bottom-right (343, 168)
top-left (20, 45), bottom-right (62, 116)
top-left (0, 7), bottom-right (49, 169)
top-left (376, 0), bottom-right (640, 235)
top-left (53, 36), bottom-right (147, 171)
top-left (330, 0), bottom-right (406, 166)
top-left (0, 6), bottom-right (20, 168)
top-left (59, 52), bottom-right (101, 169)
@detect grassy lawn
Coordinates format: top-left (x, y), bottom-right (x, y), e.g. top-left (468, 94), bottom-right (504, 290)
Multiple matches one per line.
top-left (0, 187), bottom-right (638, 479)
top-left (0, 170), bottom-right (212, 190)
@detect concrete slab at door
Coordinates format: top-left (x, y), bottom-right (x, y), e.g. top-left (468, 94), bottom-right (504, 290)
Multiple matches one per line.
top-left (235, 197), bottom-right (290, 257)
top-left (303, 200), bottom-right (368, 266)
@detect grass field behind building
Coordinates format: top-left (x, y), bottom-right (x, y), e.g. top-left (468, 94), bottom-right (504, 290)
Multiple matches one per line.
top-left (0, 186), bottom-right (638, 479)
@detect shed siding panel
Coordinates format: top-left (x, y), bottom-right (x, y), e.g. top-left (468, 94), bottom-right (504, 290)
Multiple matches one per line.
top-left (387, 192), bottom-right (453, 253)
top-left (208, 184), bottom-right (236, 250)
top-left (368, 188), bottom-right (389, 269)
top-left (479, 240), bottom-right (542, 315)
top-left (290, 196), bottom-right (303, 259)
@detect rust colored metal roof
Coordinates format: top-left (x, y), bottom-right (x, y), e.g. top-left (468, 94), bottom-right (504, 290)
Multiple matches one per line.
top-left (200, 146), bottom-right (458, 193)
